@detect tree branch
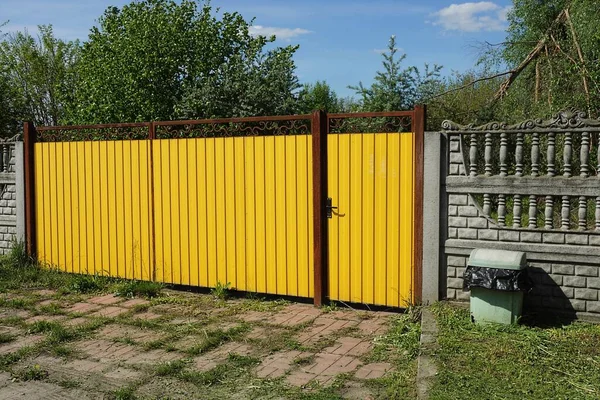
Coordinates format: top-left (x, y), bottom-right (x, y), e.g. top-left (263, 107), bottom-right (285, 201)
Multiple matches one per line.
top-left (565, 8), bottom-right (591, 114)
top-left (491, 9), bottom-right (568, 102)
top-left (429, 70), bottom-right (512, 99)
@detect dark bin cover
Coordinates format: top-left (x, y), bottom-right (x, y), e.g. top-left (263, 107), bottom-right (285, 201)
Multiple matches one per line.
top-left (463, 266), bottom-right (533, 292)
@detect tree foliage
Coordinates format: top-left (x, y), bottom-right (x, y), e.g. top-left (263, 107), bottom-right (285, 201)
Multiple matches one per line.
top-left (427, 69), bottom-right (504, 129)
top-left (296, 81), bottom-right (340, 113)
top-left (349, 36), bottom-right (442, 112)
top-left (0, 25), bottom-right (79, 131)
top-left (497, 0), bottom-right (600, 119)
top-left (70, 0), bottom-right (299, 124)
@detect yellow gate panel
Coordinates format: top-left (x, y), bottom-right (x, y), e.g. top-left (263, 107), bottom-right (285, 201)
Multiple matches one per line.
top-left (327, 132), bottom-right (415, 307)
top-left (34, 141), bottom-right (154, 280)
top-left (152, 135), bottom-right (314, 297)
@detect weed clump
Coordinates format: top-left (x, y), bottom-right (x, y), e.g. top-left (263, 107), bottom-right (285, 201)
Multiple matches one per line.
top-left (210, 281), bottom-right (232, 300)
top-left (114, 280), bottom-right (162, 299)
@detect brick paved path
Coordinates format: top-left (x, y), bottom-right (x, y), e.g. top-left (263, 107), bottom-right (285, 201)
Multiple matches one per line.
top-left (0, 290), bottom-right (403, 399)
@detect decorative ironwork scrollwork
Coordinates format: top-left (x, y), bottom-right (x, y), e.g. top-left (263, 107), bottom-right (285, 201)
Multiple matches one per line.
top-left (328, 116), bottom-right (412, 134)
top-left (36, 126), bottom-right (149, 142)
top-left (155, 118), bottom-right (311, 139)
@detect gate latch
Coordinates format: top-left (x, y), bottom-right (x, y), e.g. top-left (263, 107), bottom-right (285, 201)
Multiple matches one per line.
top-left (326, 197), bottom-right (338, 219)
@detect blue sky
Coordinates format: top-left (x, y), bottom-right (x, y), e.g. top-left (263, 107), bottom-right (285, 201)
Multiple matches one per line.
top-left (2, 0), bottom-right (512, 97)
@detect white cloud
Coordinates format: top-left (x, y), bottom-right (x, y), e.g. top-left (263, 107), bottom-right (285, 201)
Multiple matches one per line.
top-left (248, 25), bottom-right (312, 41)
top-left (431, 2), bottom-right (512, 32)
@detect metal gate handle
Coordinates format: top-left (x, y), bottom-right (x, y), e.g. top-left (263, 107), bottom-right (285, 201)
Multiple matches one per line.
top-left (326, 197), bottom-right (337, 218)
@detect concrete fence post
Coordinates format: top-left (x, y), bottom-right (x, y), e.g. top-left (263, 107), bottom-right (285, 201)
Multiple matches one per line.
top-left (422, 132), bottom-right (441, 304)
top-left (15, 142), bottom-right (25, 243)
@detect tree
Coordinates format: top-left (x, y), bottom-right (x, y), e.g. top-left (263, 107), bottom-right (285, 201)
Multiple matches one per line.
top-left (349, 36), bottom-right (442, 112)
top-left (495, 0), bottom-right (600, 119)
top-left (0, 25), bottom-right (79, 129)
top-left (296, 81), bottom-right (340, 113)
top-left (70, 0), bottom-right (300, 124)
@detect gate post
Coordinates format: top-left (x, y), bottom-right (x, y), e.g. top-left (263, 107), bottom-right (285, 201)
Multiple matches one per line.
top-left (413, 105), bottom-right (426, 304)
top-left (312, 110), bottom-right (328, 307)
top-left (148, 122), bottom-right (157, 281)
top-left (23, 121), bottom-right (37, 257)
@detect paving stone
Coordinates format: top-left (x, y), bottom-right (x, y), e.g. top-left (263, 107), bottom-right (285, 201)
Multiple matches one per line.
top-left (285, 370), bottom-right (317, 386)
top-left (297, 317), bottom-right (357, 344)
top-left (324, 337), bottom-right (361, 355)
top-left (98, 324), bottom-right (163, 344)
top-left (211, 321), bottom-right (242, 331)
top-left (194, 357), bottom-right (218, 372)
top-left (67, 303), bottom-right (101, 314)
top-left (320, 355), bottom-right (362, 376)
top-left (0, 326), bottom-right (21, 335)
top-left (168, 317), bottom-right (201, 325)
top-left (326, 310), bottom-right (365, 322)
top-left (269, 303), bottom-right (322, 326)
top-left (63, 359), bottom-right (107, 373)
top-left (357, 319), bottom-right (388, 336)
top-left (89, 306), bottom-right (129, 318)
top-left (256, 350), bottom-right (305, 379)
top-left (210, 342), bottom-right (253, 358)
top-left (0, 334), bottom-right (44, 355)
top-left (0, 380), bottom-right (104, 399)
top-left (74, 339), bottom-right (140, 362)
top-left (0, 309), bottom-right (30, 319)
top-left (119, 298), bottom-right (150, 308)
top-left (247, 326), bottom-right (269, 339)
top-left (354, 362), bottom-right (393, 379)
top-left (305, 352), bottom-right (342, 375)
top-left (25, 315), bottom-right (67, 324)
top-left (32, 355), bottom-right (142, 394)
top-left (88, 294), bottom-right (123, 306)
top-left (239, 311), bottom-right (271, 323)
top-left (133, 311), bottom-right (162, 321)
top-left (124, 349), bottom-right (181, 365)
top-left (64, 317), bottom-right (89, 327)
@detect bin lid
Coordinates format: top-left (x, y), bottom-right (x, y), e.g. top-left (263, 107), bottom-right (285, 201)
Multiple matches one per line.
top-left (468, 248), bottom-right (527, 270)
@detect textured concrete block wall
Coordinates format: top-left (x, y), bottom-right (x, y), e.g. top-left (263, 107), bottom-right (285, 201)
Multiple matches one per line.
top-left (443, 134), bottom-right (600, 318)
top-left (0, 146), bottom-right (17, 254)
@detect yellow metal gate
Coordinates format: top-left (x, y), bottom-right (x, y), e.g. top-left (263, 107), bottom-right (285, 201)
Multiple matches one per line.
top-left (34, 140), bottom-right (154, 280)
top-left (327, 132), bottom-right (416, 307)
top-left (152, 135), bottom-right (313, 297)
top-left (25, 109), bottom-right (423, 307)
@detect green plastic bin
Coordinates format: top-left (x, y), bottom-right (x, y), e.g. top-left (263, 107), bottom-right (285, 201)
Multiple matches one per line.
top-left (467, 248), bottom-right (527, 325)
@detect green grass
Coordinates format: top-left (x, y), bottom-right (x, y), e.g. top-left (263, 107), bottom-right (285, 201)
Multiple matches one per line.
top-left (12, 364), bottom-right (49, 381)
top-left (0, 332), bottom-right (15, 344)
top-left (69, 273), bottom-right (111, 294)
top-left (112, 386), bottom-right (137, 400)
top-left (0, 242), bottom-right (165, 300)
top-left (363, 310), bottom-right (422, 399)
top-left (430, 302), bottom-right (600, 400)
top-left (155, 359), bottom-right (187, 376)
top-left (186, 324), bottom-right (250, 356)
top-left (180, 354), bottom-right (260, 386)
top-left (113, 280), bottom-right (163, 299)
top-left (210, 281), bottom-right (232, 300)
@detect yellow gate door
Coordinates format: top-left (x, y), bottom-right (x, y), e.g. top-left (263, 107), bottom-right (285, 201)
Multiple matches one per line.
top-left (327, 131), bottom-right (416, 307)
